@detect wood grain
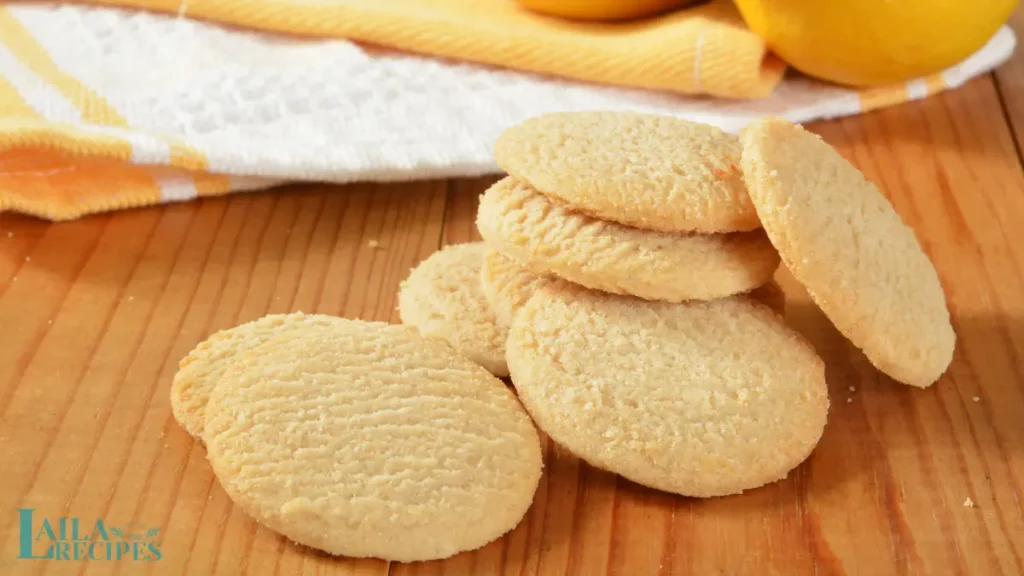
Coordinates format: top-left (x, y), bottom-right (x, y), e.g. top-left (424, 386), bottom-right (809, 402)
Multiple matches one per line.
top-left (994, 5), bottom-right (1024, 159)
top-left (1, 74), bottom-right (1023, 575)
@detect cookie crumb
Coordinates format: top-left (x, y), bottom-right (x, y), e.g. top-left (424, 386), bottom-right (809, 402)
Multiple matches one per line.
top-left (848, 386), bottom-right (856, 392)
top-left (846, 398), bottom-right (853, 403)
top-left (769, 169), bottom-right (779, 177)
top-left (368, 239), bottom-right (380, 249)
top-left (972, 396), bottom-right (980, 402)
top-left (6, 231), bottom-right (12, 238)
top-left (963, 497), bottom-right (975, 508)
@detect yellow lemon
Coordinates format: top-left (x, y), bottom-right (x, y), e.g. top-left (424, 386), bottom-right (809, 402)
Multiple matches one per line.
top-left (734, 0), bottom-right (1018, 86)
top-left (516, 0), bottom-right (696, 21)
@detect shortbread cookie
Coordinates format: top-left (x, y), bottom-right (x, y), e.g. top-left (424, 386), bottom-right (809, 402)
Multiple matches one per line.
top-left (171, 312), bottom-right (339, 439)
top-left (480, 250), bottom-right (554, 326)
top-left (399, 242), bottom-right (509, 376)
top-left (740, 117), bottom-right (955, 388)
top-left (477, 178), bottom-right (779, 302)
top-left (507, 284), bottom-right (828, 497)
top-left (748, 279), bottom-right (786, 316)
top-left (205, 320), bottom-right (542, 561)
top-left (494, 111), bottom-right (759, 233)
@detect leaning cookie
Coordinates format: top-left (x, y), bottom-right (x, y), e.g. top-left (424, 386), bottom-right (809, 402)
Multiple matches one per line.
top-left (494, 111), bottom-right (760, 233)
top-left (506, 283), bottom-right (828, 498)
top-left (398, 242), bottom-right (509, 376)
top-left (480, 250), bottom-right (554, 327)
top-left (740, 117), bottom-right (954, 388)
top-left (170, 312), bottom-right (341, 439)
top-left (204, 320), bottom-right (542, 561)
top-left (477, 177), bottom-right (780, 303)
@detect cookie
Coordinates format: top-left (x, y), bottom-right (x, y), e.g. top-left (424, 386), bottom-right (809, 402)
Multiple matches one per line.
top-left (739, 117), bottom-right (955, 388)
top-left (506, 284), bottom-right (828, 497)
top-left (204, 320), bottom-right (542, 561)
top-left (476, 178), bottom-right (779, 302)
top-left (480, 250), bottom-right (554, 326)
top-left (171, 312), bottom-right (338, 439)
top-left (398, 242), bottom-right (509, 377)
top-left (494, 111), bottom-right (759, 233)
top-left (748, 279), bottom-right (786, 316)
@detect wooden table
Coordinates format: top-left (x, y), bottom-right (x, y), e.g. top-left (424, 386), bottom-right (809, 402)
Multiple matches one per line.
top-left (3, 23), bottom-right (1024, 576)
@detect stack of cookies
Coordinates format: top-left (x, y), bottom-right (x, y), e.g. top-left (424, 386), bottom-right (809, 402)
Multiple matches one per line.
top-left (398, 111), bottom-right (954, 499)
top-left (479, 112), bottom-right (782, 309)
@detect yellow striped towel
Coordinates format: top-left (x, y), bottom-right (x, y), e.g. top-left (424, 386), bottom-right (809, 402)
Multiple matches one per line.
top-left (0, 1), bottom-right (1016, 220)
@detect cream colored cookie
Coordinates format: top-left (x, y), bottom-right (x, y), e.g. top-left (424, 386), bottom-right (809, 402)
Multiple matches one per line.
top-left (483, 245), bottom-right (782, 320)
top-left (398, 242), bottom-right (509, 376)
top-left (506, 284), bottom-right (828, 497)
top-left (740, 117), bottom-right (955, 388)
top-left (494, 111), bottom-right (759, 233)
top-left (476, 178), bottom-right (780, 302)
top-left (748, 279), bottom-right (786, 316)
top-left (204, 320), bottom-right (542, 561)
top-left (480, 250), bottom-right (554, 326)
top-left (171, 312), bottom-right (339, 439)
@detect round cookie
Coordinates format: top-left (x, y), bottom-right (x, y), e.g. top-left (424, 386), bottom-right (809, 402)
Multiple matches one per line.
top-left (398, 242), bottom-right (509, 377)
top-left (494, 111), bottom-right (760, 233)
top-left (476, 177), bottom-right (780, 302)
top-left (171, 312), bottom-right (339, 439)
top-left (480, 250), bottom-right (554, 326)
top-left (739, 117), bottom-right (955, 388)
top-left (204, 320), bottom-right (542, 561)
top-left (506, 284), bottom-right (828, 497)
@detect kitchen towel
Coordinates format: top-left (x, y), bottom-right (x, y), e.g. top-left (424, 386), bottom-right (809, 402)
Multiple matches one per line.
top-left (0, 2), bottom-right (1015, 220)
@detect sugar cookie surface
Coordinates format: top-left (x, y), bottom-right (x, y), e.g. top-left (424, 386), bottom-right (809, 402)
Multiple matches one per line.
top-left (477, 178), bottom-right (779, 302)
top-left (740, 118), bottom-right (955, 388)
top-left (398, 242), bottom-right (509, 376)
top-left (506, 284), bottom-right (828, 497)
top-left (171, 312), bottom-right (339, 439)
top-left (204, 320), bottom-right (542, 561)
top-left (480, 250), bottom-right (554, 326)
top-left (494, 111), bottom-right (759, 233)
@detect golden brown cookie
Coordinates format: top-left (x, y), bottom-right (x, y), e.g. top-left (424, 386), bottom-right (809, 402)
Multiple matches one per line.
top-left (740, 117), bottom-right (954, 388)
top-left (480, 249), bottom-right (554, 326)
top-left (204, 320), bottom-right (542, 561)
top-left (507, 284), bottom-right (828, 497)
top-left (171, 312), bottom-right (339, 439)
top-left (476, 177), bottom-right (779, 302)
top-left (398, 242), bottom-right (509, 376)
top-left (494, 111), bottom-right (759, 233)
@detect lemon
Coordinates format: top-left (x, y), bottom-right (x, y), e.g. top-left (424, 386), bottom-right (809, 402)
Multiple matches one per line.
top-left (516, 0), bottom-right (696, 21)
top-left (734, 0), bottom-right (1018, 86)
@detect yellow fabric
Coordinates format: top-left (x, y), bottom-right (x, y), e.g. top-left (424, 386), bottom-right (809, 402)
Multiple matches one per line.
top-left (76, 0), bottom-right (786, 100)
top-left (0, 6), bottom-right (230, 220)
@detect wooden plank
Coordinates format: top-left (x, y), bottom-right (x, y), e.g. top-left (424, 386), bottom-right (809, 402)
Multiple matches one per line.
top-left (396, 76), bottom-right (1024, 575)
top-left (0, 182), bottom-right (447, 576)
top-left (993, 6), bottom-right (1024, 158)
